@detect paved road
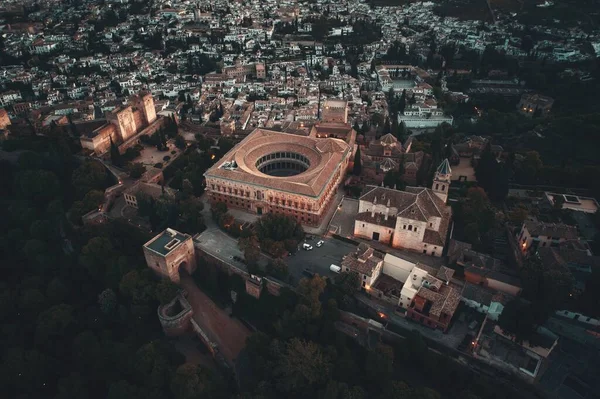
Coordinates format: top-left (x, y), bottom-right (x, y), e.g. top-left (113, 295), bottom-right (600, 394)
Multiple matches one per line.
top-left (180, 273), bottom-right (251, 365)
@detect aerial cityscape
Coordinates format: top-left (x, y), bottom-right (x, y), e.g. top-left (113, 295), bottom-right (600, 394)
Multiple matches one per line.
top-left (1, 0), bottom-right (600, 398)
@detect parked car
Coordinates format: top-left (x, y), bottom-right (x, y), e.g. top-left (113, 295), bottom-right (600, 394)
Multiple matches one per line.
top-left (302, 243), bottom-right (313, 251)
top-left (329, 264), bottom-right (341, 273)
top-left (303, 268), bottom-right (315, 278)
top-left (316, 240), bottom-right (324, 247)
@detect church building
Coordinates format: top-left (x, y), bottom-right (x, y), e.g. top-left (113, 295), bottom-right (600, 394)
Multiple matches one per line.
top-left (353, 160), bottom-right (452, 257)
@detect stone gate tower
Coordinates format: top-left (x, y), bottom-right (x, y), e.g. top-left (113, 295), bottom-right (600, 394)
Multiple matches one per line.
top-left (143, 228), bottom-right (197, 283)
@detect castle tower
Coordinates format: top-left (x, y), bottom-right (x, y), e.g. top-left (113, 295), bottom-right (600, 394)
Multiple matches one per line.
top-left (432, 158), bottom-right (451, 203)
top-left (143, 228), bottom-right (196, 283)
top-left (322, 99), bottom-right (348, 124)
top-left (140, 92), bottom-right (157, 125)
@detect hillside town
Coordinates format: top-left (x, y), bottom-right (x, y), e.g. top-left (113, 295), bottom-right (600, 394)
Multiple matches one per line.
top-left (1, 1), bottom-right (600, 399)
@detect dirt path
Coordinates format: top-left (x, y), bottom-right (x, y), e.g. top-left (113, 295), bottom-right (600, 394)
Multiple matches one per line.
top-left (179, 273), bottom-right (251, 365)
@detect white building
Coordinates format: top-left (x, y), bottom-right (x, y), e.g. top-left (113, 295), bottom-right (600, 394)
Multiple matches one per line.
top-left (341, 243), bottom-right (384, 290)
top-left (398, 105), bottom-right (454, 129)
top-left (516, 220), bottom-right (579, 256)
top-left (353, 160), bottom-right (452, 257)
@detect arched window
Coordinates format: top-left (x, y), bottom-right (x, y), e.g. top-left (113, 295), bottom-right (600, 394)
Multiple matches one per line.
top-left (408, 225), bottom-right (413, 231)
top-left (441, 185), bottom-right (445, 191)
top-left (435, 183), bottom-right (439, 190)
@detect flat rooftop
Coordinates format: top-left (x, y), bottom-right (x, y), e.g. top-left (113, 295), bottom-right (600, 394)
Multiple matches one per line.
top-left (546, 192), bottom-right (599, 214)
top-left (145, 228), bottom-right (189, 256)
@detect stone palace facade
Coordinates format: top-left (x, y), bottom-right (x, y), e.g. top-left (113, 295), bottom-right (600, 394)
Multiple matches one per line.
top-left (204, 127), bottom-right (355, 227)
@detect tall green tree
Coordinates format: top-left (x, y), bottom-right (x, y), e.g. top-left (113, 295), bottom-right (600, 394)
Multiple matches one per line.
top-left (475, 143), bottom-right (496, 191)
top-left (353, 146), bottom-right (362, 176)
top-left (109, 137), bottom-right (123, 167)
top-left (398, 89), bottom-right (406, 114)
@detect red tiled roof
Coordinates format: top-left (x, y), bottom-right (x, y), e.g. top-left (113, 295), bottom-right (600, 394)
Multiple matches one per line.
top-left (204, 128), bottom-right (351, 197)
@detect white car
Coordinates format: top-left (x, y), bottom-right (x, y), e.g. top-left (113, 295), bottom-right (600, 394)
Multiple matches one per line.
top-left (316, 240), bottom-right (324, 247)
top-left (302, 243), bottom-right (313, 251)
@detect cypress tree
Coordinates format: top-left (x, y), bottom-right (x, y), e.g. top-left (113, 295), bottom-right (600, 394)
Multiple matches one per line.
top-left (109, 137), bottom-right (122, 167)
top-left (399, 89), bottom-right (407, 114)
top-left (475, 142), bottom-right (496, 193)
top-left (353, 146), bottom-right (362, 176)
top-left (397, 121), bottom-right (406, 141)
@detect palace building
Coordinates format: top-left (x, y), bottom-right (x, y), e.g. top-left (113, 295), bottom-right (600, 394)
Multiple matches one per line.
top-left (353, 160), bottom-right (452, 257)
top-left (80, 91), bottom-right (158, 155)
top-left (204, 127), bottom-right (355, 226)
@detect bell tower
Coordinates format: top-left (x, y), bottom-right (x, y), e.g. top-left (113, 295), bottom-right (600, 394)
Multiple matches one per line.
top-left (432, 159), bottom-right (451, 203)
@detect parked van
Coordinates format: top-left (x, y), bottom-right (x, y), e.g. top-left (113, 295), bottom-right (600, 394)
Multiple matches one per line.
top-left (302, 243), bottom-right (313, 251)
top-left (330, 264), bottom-right (341, 273)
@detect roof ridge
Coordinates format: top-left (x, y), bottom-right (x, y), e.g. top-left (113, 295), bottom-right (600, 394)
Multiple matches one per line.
top-left (414, 199), bottom-right (427, 221)
top-left (424, 188), bottom-right (444, 217)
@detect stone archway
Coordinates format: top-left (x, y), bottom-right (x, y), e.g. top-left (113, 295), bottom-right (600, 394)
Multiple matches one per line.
top-left (178, 261), bottom-right (191, 276)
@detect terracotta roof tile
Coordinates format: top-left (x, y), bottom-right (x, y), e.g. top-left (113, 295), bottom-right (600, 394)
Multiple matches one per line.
top-left (204, 128), bottom-right (351, 197)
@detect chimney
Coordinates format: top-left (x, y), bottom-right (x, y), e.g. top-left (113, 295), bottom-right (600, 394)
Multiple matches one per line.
top-left (371, 207), bottom-right (375, 218)
top-left (373, 195), bottom-right (377, 205)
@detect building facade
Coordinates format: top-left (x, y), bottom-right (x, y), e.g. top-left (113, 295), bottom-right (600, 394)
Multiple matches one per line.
top-left (321, 99), bottom-right (348, 124)
top-left (517, 220), bottom-right (579, 256)
top-left (353, 160), bottom-right (452, 257)
top-left (204, 127), bottom-right (354, 227)
top-left (123, 181), bottom-right (176, 209)
top-left (341, 243), bottom-right (384, 289)
top-left (80, 91), bottom-right (158, 154)
top-left (517, 93), bottom-right (554, 117)
top-left (405, 275), bottom-right (461, 332)
top-left (143, 228), bottom-right (197, 283)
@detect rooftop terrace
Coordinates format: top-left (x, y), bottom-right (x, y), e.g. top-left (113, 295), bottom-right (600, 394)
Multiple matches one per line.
top-left (145, 228), bottom-right (189, 256)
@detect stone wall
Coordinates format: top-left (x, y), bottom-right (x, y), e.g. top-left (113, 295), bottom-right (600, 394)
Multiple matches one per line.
top-left (354, 219), bottom-right (394, 244)
top-left (157, 292), bottom-right (194, 336)
top-left (118, 116), bottom-right (167, 154)
top-left (194, 245), bottom-right (287, 297)
top-left (80, 124), bottom-right (118, 154)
